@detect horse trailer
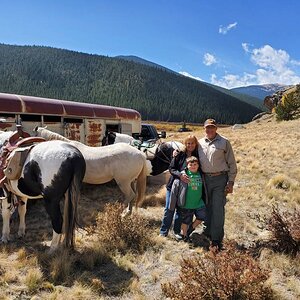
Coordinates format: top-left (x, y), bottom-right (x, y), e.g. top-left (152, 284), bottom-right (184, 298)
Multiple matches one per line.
top-left (0, 92), bottom-right (141, 146)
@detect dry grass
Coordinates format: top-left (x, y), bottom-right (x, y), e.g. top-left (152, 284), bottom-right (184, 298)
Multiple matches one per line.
top-left (0, 115), bottom-right (300, 299)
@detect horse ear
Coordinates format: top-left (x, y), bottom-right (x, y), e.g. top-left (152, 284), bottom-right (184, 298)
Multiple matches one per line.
top-left (44, 125), bottom-right (48, 129)
top-left (33, 126), bottom-right (38, 132)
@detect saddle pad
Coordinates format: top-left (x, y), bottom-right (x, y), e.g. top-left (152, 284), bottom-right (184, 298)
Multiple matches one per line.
top-left (4, 146), bottom-right (32, 180)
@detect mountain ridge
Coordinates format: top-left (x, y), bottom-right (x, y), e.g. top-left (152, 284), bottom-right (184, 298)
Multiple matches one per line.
top-left (231, 84), bottom-right (289, 100)
top-left (0, 43), bottom-right (261, 124)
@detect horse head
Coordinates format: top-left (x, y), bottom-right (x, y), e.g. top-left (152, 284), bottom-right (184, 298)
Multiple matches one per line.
top-left (101, 131), bottom-right (116, 146)
top-left (149, 142), bottom-right (174, 176)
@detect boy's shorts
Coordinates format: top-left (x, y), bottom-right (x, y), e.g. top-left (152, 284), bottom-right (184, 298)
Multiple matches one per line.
top-left (178, 207), bottom-right (206, 225)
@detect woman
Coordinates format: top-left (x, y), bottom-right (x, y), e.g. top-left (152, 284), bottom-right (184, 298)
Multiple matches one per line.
top-left (159, 135), bottom-right (199, 237)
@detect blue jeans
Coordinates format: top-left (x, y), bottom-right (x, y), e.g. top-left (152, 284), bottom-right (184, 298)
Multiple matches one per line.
top-left (160, 189), bottom-right (181, 236)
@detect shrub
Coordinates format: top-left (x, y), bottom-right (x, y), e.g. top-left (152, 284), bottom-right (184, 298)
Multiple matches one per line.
top-left (275, 86), bottom-right (300, 121)
top-left (161, 244), bottom-right (273, 300)
top-left (93, 203), bottom-right (153, 254)
top-left (266, 206), bottom-right (300, 256)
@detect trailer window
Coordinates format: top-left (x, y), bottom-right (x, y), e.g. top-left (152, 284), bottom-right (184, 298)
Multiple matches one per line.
top-left (44, 115), bottom-right (61, 122)
top-left (63, 118), bottom-right (83, 124)
top-left (20, 114), bottom-right (42, 122)
top-left (0, 113), bottom-right (15, 119)
top-left (106, 124), bottom-right (120, 132)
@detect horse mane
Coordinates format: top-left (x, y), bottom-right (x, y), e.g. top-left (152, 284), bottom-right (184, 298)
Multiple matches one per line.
top-left (36, 127), bottom-right (70, 142)
top-left (166, 141), bottom-right (185, 152)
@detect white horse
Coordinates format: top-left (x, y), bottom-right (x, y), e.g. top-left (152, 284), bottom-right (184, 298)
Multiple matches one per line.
top-left (34, 127), bottom-right (150, 213)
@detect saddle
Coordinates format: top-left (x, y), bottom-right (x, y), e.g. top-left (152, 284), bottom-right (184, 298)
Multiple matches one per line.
top-left (0, 135), bottom-right (46, 186)
top-left (130, 139), bottom-right (158, 160)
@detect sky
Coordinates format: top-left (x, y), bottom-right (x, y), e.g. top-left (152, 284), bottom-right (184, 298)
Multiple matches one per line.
top-left (0, 0), bottom-right (300, 89)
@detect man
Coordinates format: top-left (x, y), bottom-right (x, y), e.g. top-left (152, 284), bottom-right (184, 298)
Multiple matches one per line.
top-left (198, 119), bottom-right (237, 251)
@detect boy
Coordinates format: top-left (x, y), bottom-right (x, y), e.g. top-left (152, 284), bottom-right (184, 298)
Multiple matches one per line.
top-left (169, 156), bottom-right (206, 241)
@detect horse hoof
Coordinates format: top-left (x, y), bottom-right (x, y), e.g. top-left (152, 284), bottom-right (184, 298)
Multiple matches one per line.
top-left (1, 237), bottom-right (10, 244)
top-left (18, 231), bottom-right (26, 238)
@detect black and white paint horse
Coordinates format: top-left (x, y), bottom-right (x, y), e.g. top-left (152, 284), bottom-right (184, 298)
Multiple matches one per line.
top-left (142, 141), bottom-right (185, 175)
top-left (101, 131), bottom-right (134, 146)
top-left (0, 132), bottom-right (86, 251)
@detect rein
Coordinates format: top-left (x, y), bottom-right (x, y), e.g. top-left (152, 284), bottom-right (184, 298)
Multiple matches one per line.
top-left (154, 141), bottom-right (183, 164)
top-left (146, 143), bottom-right (172, 165)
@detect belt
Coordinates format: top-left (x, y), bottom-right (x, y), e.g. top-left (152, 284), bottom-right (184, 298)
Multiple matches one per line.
top-left (204, 171), bottom-right (227, 177)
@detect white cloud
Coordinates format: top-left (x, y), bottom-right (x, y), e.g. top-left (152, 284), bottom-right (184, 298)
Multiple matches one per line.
top-left (211, 73), bottom-right (256, 89)
top-left (203, 53), bottom-right (217, 66)
top-left (219, 22), bottom-right (237, 34)
top-left (210, 44), bottom-right (300, 88)
top-left (242, 43), bottom-right (250, 53)
top-left (179, 71), bottom-right (203, 81)
top-left (290, 59), bottom-right (300, 66)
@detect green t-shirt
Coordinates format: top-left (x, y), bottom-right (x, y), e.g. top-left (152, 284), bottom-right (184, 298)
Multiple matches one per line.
top-left (182, 170), bottom-right (205, 209)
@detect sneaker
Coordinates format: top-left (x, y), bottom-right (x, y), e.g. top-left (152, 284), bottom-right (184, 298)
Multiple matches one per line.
top-left (159, 233), bottom-right (167, 237)
top-left (173, 233), bottom-right (184, 241)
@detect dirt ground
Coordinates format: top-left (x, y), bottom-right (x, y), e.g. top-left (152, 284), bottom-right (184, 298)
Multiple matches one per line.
top-left (0, 115), bottom-right (299, 299)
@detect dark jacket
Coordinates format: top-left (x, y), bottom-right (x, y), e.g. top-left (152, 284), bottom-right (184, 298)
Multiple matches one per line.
top-left (166, 149), bottom-right (199, 191)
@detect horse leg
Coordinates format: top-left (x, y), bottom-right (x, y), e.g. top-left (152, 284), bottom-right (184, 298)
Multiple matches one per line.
top-left (17, 197), bottom-right (27, 238)
top-left (44, 197), bottom-right (63, 251)
top-left (1, 196), bottom-right (11, 243)
top-left (117, 180), bottom-right (136, 216)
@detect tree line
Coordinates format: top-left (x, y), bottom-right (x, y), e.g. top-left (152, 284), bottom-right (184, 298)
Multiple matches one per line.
top-left (0, 44), bottom-right (262, 124)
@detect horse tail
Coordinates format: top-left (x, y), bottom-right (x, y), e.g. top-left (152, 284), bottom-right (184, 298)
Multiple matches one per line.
top-left (135, 158), bottom-right (147, 208)
top-left (63, 160), bottom-right (85, 248)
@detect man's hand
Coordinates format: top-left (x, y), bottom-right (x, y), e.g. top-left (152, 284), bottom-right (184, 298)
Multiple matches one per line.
top-left (225, 182), bottom-right (234, 195)
top-left (180, 173), bottom-right (190, 183)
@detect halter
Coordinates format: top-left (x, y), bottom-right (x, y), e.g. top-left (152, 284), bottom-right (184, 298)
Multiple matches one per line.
top-left (102, 131), bottom-right (116, 146)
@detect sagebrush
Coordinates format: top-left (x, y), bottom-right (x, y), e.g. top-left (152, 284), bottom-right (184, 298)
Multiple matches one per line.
top-left (266, 206), bottom-right (300, 256)
top-left (161, 244), bottom-right (273, 300)
top-left (93, 203), bottom-right (153, 254)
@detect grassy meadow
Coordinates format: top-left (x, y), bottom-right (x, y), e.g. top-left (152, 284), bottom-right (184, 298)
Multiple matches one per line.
top-left (0, 115), bottom-right (299, 299)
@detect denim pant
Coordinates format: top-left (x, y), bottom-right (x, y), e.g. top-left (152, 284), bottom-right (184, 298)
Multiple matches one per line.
top-left (160, 189), bottom-right (181, 236)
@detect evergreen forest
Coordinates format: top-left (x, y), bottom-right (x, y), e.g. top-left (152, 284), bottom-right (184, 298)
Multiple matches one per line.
top-left (0, 44), bottom-right (262, 124)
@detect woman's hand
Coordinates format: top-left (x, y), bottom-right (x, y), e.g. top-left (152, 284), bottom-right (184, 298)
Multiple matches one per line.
top-left (180, 173), bottom-right (190, 183)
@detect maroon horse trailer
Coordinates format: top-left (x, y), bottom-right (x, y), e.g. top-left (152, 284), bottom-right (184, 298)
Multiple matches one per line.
top-left (0, 92), bottom-right (141, 146)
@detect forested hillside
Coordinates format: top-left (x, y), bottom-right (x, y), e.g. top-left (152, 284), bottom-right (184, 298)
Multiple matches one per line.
top-left (0, 44), bottom-right (261, 124)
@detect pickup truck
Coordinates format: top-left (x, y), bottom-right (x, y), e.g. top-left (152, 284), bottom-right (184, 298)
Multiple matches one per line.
top-left (133, 123), bottom-right (166, 142)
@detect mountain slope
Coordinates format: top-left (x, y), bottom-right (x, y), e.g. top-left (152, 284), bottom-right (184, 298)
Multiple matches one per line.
top-left (231, 84), bottom-right (289, 100)
top-left (204, 82), bottom-right (265, 110)
top-left (115, 55), bottom-right (175, 73)
top-left (0, 44), bottom-right (261, 124)
top-left (117, 56), bottom-right (264, 110)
